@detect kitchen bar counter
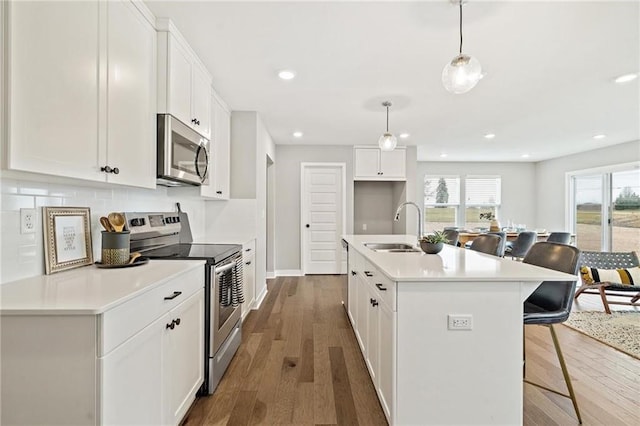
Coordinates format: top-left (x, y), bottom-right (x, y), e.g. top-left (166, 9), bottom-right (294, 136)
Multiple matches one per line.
top-left (0, 259), bottom-right (205, 315)
top-left (342, 234), bottom-right (576, 282)
top-left (342, 234), bottom-right (577, 425)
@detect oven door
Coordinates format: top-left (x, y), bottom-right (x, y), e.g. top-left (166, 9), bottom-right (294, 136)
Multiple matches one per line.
top-left (211, 255), bottom-right (242, 356)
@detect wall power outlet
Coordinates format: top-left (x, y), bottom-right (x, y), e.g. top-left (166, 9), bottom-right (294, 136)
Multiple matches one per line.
top-left (20, 208), bottom-right (36, 234)
top-left (448, 314), bottom-right (473, 330)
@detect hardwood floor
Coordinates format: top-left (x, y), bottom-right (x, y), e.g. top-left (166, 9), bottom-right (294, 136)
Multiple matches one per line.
top-left (182, 276), bottom-right (639, 426)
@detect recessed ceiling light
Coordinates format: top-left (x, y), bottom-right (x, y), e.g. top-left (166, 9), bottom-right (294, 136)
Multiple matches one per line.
top-left (440, 153), bottom-right (448, 158)
top-left (484, 133), bottom-right (495, 139)
top-left (593, 134), bottom-right (606, 140)
top-left (278, 70), bottom-right (296, 80)
top-left (614, 73), bottom-right (638, 84)
top-left (521, 153), bottom-right (530, 158)
top-left (399, 133), bottom-right (410, 139)
top-left (293, 131), bottom-right (303, 138)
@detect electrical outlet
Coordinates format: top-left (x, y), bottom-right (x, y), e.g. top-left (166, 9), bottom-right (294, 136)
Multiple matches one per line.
top-left (362, 223), bottom-right (367, 231)
top-left (20, 208), bottom-right (36, 234)
top-left (448, 314), bottom-right (473, 330)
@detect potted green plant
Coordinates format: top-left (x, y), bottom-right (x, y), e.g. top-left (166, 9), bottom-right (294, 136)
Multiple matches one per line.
top-left (419, 231), bottom-right (449, 254)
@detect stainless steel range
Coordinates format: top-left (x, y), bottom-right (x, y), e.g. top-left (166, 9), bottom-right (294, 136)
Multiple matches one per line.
top-left (123, 210), bottom-right (243, 395)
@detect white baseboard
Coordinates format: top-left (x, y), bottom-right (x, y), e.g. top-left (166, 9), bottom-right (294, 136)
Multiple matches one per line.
top-left (266, 271), bottom-right (276, 279)
top-left (275, 269), bottom-right (303, 277)
top-left (253, 286), bottom-right (267, 309)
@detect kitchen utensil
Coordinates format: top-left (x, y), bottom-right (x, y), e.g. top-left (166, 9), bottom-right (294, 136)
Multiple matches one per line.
top-left (108, 212), bottom-right (125, 232)
top-left (100, 216), bottom-right (114, 232)
top-left (128, 252), bottom-right (141, 264)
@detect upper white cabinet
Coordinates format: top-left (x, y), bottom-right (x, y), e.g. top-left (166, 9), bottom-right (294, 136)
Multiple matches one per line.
top-left (201, 90), bottom-right (231, 200)
top-left (157, 20), bottom-right (212, 139)
top-left (354, 146), bottom-right (406, 181)
top-left (6, 0), bottom-right (157, 189)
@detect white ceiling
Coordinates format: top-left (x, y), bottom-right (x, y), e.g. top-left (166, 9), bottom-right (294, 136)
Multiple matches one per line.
top-left (145, 1), bottom-right (640, 162)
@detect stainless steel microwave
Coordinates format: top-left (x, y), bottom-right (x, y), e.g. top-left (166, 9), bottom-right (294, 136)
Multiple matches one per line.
top-left (157, 114), bottom-right (210, 186)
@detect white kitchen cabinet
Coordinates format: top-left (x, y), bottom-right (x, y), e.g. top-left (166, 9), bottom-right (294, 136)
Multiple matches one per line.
top-left (201, 90), bottom-right (231, 199)
top-left (0, 265), bottom-right (204, 426)
top-left (365, 282), bottom-right (380, 381)
top-left (163, 289), bottom-right (205, 425)
top-left (377, 299), bottom-right (394, 420)
top-left (7, 0), bottom-right (157, 189)
top-left (354, 146), bottom-right (406, 180)
top-left (241, 239), bottom-right (256, 319)
top-left (157, 20), bottom-right (212, 139)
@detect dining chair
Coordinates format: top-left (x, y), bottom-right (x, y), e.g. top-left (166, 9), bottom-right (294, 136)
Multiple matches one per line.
top-left (522, 242), bottom-right (582, 424)
top-left (468, 234), bottom-right (502, 257)
top-left (443, 229), bottom-right (460, 246)
top-left (488, 231), bottom-right (507, 257)
top-left (546, 232), bottom-right (571, 244)
top-left (505, 231), bottom-right (536, 260)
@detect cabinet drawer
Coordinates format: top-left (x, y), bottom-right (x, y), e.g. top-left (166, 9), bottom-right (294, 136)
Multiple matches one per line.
top-left (361, 260), bottom-right (396, 311)
top-left (99, 267), bottom-right (203, 356)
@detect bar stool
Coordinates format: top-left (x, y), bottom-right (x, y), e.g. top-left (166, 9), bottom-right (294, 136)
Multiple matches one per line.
top-left (468, 234), bottom-right (502, 257)
top-left (505, 231), bottom-right (536, 260)
top-left (522, 242), bottom-right (582, 424)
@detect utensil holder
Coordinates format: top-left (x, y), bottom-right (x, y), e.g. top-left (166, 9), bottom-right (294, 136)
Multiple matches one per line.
top-left (101, 231), bottom-right (130, 265)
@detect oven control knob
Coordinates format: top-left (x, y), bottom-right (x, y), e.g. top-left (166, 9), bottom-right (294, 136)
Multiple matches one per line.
top-left (165, 217), bottom-right (172, 224)
top-left (175, 216), bottom-right (180, 223)
top-left (130, 218), bottom-right (145, 227)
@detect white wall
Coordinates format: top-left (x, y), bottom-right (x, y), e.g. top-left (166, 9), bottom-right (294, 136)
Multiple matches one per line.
top-left (0, 172), bottom-right (206, 284)
top-left (535, 140), bottom-right (640, 231)
top-left (416, 162), bottom-right (537, 230)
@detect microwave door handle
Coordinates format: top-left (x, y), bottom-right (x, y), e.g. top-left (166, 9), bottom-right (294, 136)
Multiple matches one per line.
top-left (195, 145), bottom-right (208, 183)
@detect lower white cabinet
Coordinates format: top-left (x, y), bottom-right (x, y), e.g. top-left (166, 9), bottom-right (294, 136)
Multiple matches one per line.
top-left (347, 249), bottom-right (396, 424)
top-left (241, 239), bottom-right (256, 318)
top-left (0, 267), bottom-right (204, 426)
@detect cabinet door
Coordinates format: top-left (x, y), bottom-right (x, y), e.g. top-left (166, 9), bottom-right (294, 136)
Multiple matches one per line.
top-left (378, 300), bottom-right (394, 421)
top-left (8, 1), bottom-right (102, 181)
top-left (101, 313), bottom-right (166, 425)
top-left (163, 289), bottom-right (205, 425)
top-left (168, 34), bottom-right (193, 127)
top-left (354, 148), bottom-right (380, 179)
top-left (355, 274), bottom-right (368, 353)
top-left (191, 63), bottom-right (212, 138)
top-left (242, 241), bottom-right (256, 318)
top-left (214, 101), bottom-right (231, 199)
top-left (366, 283), bottom-right (379, 381)
top-left (106, 0), bottom-right (156, 189)
top-left (379, 149), bottom-right (406, 179)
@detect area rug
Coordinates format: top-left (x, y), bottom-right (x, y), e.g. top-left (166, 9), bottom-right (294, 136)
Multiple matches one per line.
top-left (563, 311), bottom-right (640, 359)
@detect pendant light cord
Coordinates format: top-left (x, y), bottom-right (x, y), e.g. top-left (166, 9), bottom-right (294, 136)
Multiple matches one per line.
top-left (459, 1), bottom-right (463, 55)
top-left (386, 106), bottom-right (390, 132)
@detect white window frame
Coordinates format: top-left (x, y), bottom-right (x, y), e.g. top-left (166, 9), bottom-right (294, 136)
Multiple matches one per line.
top-left (463, 175), bottom-right (502, 227)
top-left (424, 175), bottom-right (461, 229)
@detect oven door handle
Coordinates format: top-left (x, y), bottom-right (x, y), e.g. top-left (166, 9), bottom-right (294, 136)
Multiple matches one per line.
top-left (215, 262), bottom-right (235, 275)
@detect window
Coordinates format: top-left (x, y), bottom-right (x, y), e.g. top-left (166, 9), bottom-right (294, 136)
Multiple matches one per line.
top-left (424, 176), bottom-right (460, 232)
top-left (423, 175), bottom-right (502, 232)
top-left (465, 176), bottom-right (501, 229)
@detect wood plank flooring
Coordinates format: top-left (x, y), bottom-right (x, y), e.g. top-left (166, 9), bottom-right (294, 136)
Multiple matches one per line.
top-left (182, 276), bottom-right (639, 426)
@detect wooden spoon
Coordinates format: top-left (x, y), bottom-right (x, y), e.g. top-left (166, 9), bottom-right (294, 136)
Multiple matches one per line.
top-left (128, 252), bottom-right (141, 264)
top-left (108, 212), bottom-right (125, 232)
top-left (100, 216), bottom-right (114, 232)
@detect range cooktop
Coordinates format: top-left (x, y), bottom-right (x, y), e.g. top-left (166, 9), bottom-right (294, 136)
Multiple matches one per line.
top-left (141, 243), bottom-right (241, 264)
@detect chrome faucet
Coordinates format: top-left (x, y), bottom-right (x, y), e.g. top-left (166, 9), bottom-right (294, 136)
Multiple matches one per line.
top-left (394, 201), bottom-right (423, 243)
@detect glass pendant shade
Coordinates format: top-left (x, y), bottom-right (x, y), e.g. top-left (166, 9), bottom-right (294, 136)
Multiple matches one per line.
top-left (378, 132), bottom-right (397, 151)
top-left (442, 54), bottom-right (482, 94)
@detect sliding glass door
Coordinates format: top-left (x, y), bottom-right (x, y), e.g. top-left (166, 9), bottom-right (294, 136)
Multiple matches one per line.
top-left (571, 166), bottom-right (640, 251)
top-left (611, 169), bottom-right (640, 251)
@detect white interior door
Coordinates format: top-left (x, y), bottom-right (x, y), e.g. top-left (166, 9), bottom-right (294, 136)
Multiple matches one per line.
top-left (302, 164), bottom-right (345, 274)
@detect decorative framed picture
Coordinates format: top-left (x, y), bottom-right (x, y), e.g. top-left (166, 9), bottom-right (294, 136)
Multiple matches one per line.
top-left (43, 207), bottom-right (94, 274)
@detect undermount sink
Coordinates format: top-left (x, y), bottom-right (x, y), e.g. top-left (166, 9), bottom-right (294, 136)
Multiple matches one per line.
top-left (364, 243), bottom-right (420, 253)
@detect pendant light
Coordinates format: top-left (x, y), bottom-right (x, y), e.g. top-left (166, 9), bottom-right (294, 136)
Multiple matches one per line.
top-left (442, 0), bottom-right (482, 94)
top-left (378, 101), bottom-right (397, 151)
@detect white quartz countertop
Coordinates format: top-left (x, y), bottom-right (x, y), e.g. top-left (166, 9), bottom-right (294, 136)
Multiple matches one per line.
top-left (0, 260), bottom-right (205, 315)
top-left (342, 234), bottom-right (578, 282)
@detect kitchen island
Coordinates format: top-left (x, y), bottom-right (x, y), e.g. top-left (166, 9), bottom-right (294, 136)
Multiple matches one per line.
top-left (342, 234), bottom-right (577, 426)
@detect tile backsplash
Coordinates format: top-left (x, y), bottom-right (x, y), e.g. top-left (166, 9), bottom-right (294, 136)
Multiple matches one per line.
top-left (0, 176), bottom-right (207, 284)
